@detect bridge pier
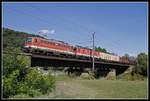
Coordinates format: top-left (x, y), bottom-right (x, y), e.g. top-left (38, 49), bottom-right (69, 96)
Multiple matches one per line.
top-left (106, 68), bottom-right (116, 80)
top-left (30, 55), bottom-right (130, 79)
top-left (65, 67), bottom-right (83, 77)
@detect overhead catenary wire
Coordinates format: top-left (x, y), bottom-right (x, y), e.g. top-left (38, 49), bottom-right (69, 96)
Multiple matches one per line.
top-left (3, 9), bottom-right (118, 55)
top-left (8, 6), bottom-right (94, 44)
top-left (5, 8), bottom-right (62, 31)
top-left (5, 4), bottom-right (122, 56)
top-left (24, 3), bottom-right (97, 46)
top-left (5, 7), bottom-right (92, 47)
top-left (6, 7), bottom-right (92, 43)
top-left (27, 3), bottom-right (94, 33)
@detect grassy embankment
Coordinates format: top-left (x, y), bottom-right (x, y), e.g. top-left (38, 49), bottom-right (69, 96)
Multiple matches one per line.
top-left (37, 75), bottom-right (148, 99)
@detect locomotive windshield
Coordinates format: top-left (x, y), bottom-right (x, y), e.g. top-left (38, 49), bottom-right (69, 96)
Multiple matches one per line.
top-left (26, 38), bottom-right (32, 42)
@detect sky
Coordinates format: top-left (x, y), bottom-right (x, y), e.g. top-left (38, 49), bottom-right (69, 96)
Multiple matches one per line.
top-left (2, 2), bottom-right (148, 57)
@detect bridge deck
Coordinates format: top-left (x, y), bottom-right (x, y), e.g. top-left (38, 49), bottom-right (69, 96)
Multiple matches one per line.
top-left (3, 51), bottom-right (130, 67)
top-left (31, 54), bottom-right (129, 67)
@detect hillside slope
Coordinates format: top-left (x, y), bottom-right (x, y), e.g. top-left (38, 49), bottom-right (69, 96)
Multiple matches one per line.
top-left (2, 28), bottom-right (42, 51)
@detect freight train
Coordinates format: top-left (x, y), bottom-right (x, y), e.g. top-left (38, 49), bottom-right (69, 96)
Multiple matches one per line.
top-left (23, 36), bottom-right (134, 64)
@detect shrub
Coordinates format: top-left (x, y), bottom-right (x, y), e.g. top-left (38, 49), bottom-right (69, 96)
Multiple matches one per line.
top-left (124, 73), bottom-right (134, 81)
top-left (11, 93), bottom-right (31, 98)
top-left (3, 49), bottom-right (55, 98)
top-left (88, 71), bottom-right (96, 80)
top-left (80, 71), bottom-right (96, 80)
top-left (133, 73), bottom-right (145, 80)
top-left (3, 70), bottom-right (20, 98)
top-left (80, 73), bottom-right (90, 80)
top-left (28, 89), bottom-right (42, 97)
top-left (117, 72), bottom-right (145, 81)
top-left (25, 68), bottom-right (55, 94)
top-left (106, 75), bottom-right (116, 80)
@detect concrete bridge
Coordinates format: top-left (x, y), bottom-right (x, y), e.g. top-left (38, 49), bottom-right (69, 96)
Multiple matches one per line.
top-left (30, 53), bottom-right (133, 78)
top-left (3, 52), bottom-right (134, 78)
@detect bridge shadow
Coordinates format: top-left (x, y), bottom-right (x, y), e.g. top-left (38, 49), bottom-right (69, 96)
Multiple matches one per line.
top-left (31, 55), bottom-right (129, 77)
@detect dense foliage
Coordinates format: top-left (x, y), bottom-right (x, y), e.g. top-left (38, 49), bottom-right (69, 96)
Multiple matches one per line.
top-left (118, 53), bottom-right (148, 80)
top-left (3, 28), bottom-right (43, 51)
top-left (3, 47), bottom-right (55, 98)
top-left (2, 28), bottom-right (55, 98)
top-left (123, 53), bottom-right (148, 77)
top-left (95, 46), bottom-right (108, 53)
top-left (135, 53), bottom-right (148, 76)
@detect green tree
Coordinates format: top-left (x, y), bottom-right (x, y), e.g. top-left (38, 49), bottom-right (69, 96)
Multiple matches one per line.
top-left (95, 46), bottom-right (108, 53)
top-left (3, 47), bottom-right (55, 98)
top-left (135, 53), bottom-right (148, 76)
top-left (3, 27), bottom-right (44, 51)
top-left (3, 47), bottom-right (29, 98)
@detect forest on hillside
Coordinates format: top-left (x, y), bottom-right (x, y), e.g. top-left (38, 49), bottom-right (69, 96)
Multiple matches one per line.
top-left (3, 28), bottom-right (43, 51)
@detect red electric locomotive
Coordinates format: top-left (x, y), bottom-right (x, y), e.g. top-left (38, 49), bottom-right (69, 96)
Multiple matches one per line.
top-left (23, 37), bottom-right (99, 59)
top-left (23, 37), bottom-right (75, 55)
top-left (23, 36), bottom-right (131, 64)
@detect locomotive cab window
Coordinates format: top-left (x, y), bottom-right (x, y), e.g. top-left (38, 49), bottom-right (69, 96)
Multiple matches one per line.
top-left (26, 38), bottom-right (32, 42)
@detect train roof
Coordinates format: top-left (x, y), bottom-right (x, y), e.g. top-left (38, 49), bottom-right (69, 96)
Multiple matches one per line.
top-left (27, 36), bottom-right (119, 56)
top-left (39, 37), bottom-right (74, 47)
top-left (75, 45), bottom-right (92, 50)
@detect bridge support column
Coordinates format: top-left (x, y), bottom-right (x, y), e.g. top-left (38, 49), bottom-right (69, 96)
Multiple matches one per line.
top-left (106, 68), bottom-right (116, 80)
